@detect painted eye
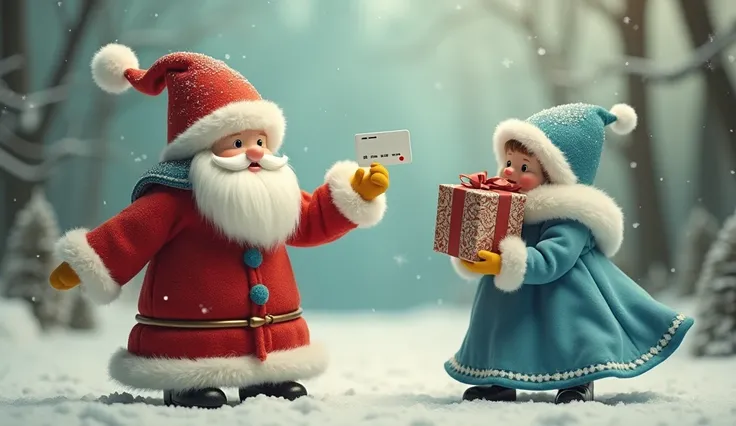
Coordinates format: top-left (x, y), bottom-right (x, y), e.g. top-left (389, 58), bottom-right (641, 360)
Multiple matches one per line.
top-left (256, 139), bottom-right (263, 147)
top-left (234, 139), bottom-right (243, 148)
top-left (521, 164), bottom-right (528, 172)
top-left (506, 160), bottom-right (512, 167)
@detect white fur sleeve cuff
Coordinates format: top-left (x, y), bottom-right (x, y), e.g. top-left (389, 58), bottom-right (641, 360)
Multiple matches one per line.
top-left (53, 228), bottom-right (122, 305)
top-left (450, 257), bottom-right (484, 281)
top-left (325, 160), bottom-right (387, 228)
top-left (494, 236), bottom-right (528, 292)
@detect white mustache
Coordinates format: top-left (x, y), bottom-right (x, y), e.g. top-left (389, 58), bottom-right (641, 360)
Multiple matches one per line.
top-left (211, 152), bottom-right (289, 172)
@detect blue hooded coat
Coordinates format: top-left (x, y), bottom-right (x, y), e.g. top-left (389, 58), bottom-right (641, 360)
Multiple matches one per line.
top-left (444, 103), bottom-right (694, 391)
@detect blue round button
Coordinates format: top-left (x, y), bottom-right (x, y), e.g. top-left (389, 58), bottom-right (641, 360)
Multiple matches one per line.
top-left (249, 284), bottom-right (269, 306)
top-left (243, 248), bottom-right (263, 269)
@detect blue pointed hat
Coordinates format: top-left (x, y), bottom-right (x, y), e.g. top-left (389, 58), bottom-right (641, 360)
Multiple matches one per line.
top-left (493, 103), bottom-right (637, 185)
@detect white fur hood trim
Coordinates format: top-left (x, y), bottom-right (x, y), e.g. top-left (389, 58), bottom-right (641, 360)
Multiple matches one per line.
top-left (524, 184), bottom-right (624, 257)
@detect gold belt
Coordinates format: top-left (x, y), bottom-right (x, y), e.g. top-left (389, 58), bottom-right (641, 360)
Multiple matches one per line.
top-left (135, 308), bottom-right (303, 329)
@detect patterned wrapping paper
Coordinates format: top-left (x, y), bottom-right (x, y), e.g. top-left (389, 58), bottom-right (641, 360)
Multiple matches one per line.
top-left (433, 173), bottom-right (526, 262)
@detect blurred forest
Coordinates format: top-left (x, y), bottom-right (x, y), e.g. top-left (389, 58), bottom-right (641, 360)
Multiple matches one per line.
top-left (1, 0), bottom-right (736, 332)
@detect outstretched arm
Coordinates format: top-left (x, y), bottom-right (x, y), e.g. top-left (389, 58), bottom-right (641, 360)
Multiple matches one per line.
top-left (53, 188), bottom-right (190, 304)
top-left (495, 219), bottom-right (590, 292)
top-left (288, 160), bottom-right (387, 247)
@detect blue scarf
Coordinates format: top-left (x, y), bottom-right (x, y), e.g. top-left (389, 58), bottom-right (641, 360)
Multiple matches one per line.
top-left (131, 159), bottom-right (192, 203)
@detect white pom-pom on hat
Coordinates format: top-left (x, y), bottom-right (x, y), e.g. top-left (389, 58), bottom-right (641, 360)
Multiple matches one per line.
top-left (90, 43), bottom-right (139, 94)
top-left (608, 103), bottom-right (638, 135)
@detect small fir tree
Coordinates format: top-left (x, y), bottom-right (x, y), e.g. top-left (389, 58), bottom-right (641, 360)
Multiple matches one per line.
top-left (691, 210), bottom-right (736, 357)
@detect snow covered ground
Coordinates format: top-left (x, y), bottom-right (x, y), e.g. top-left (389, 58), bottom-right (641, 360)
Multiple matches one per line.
top-left (0, 297), bottom-right (734, 426)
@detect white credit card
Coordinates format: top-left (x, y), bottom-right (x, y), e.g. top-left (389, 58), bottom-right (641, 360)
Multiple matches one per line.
top-left (355, 129), bottom-right (412, 167)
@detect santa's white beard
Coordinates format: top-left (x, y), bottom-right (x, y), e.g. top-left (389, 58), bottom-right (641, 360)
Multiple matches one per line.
top-left (189, 151), bottom-right (303, 249)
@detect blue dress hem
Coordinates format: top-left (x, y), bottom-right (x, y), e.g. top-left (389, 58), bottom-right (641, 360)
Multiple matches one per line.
top-left (444, 314), bottom-right (693, 391)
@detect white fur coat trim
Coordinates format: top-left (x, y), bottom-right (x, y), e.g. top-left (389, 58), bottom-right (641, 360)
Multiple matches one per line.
top-left (160, 100), bottom-right (287, 162)
top-left (450, 257), bottom-right (484, 281)
top-left (495, 236), bottom-right (528, 292)
top-left (524, 184), bottom-right (624, 257)
top-left (325, 161), bottom-right (387, 228)
top-left (53, 228), bottom-right (121, 305)
top-left (108, 343), bottom-right (328, 390)
top-left (493, 119), bottom-right (577, 185)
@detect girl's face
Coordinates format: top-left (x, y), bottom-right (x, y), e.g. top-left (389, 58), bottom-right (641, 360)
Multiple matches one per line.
top-left (503, 150), bottom-right (547, 192)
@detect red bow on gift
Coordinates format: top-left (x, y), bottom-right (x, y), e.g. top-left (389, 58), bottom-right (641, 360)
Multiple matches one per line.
top-left (459, 171), bottom-right (522, 192)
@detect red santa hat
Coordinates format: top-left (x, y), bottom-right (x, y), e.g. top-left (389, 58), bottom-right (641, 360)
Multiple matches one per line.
top-left (90, 43), bottom-right (286, 162)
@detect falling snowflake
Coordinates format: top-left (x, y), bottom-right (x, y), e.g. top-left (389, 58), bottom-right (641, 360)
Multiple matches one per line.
top-left (729, 55), bottom-right (735, 63)
top-left (416, 275), bottom-right (421, 280)
top-left (225, 54), bottom-right (231, 60)
top-left (501, 58), bottom-right (513, 68)
top-left (154, 13), bottom-right (159, 18)
top-left (163, 296), bottom-right (169, 301)
top-left (670, 268), bottom-right (676, 273)
top-left (371, 308), bottom-right (376, 312)
top-left (57, 1), bottom-right (62, 5)
top-left (537, 48), bottom-right (546, 56)
top-left (456, 4), bottom-right (462, 10)
top-left (434, 81), bottom-right (443, 90)
top-left (201, 307), bottom-right (209, 314)
top-left (437, 299), bottom-right (444, 306)
top-left (427, 256), bottom-right (432, 261)
top-left (632, 223), bottom-right (640, 229)
top-left (304, 146), bottom-right (308, 152)
top-left (393, 254), bottom-right (407, 266)
top-left (120, 135), bottom-right (125, 140)
top-left (660, 177), bottom-right (664, 181)
top-left (630, 161), bottom-right (637, 168)
top-left (103, 200), bottom-right (107, 205)
top-left (623, 16), bottom-right (630, 24)
top-left (337, 67), bottom-right (341, 71)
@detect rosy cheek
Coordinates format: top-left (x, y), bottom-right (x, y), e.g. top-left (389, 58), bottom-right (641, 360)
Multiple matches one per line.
top-left (213, 147), bottom-right (244, 157)
top-left (519, 173), bottom-right (541, 189)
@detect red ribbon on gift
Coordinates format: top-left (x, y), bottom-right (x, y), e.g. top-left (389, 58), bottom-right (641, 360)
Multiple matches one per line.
top-left (448, 172), bottom-right (521, 255)
top-left (458, 171), bottom-right (522, 192)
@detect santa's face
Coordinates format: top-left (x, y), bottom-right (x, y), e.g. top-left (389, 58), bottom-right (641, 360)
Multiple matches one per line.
top-left (189, 129), bottom-right (303, 249)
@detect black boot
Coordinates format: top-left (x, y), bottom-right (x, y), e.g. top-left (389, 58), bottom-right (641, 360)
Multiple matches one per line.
top-left (462, 385), bottom-right (516, 402)
top-left (163, 388), bottom-right (227, 408)
top-left (239, 381), bottom-right (308, 401)
top-left (555, 382), bottom-right (594, 404)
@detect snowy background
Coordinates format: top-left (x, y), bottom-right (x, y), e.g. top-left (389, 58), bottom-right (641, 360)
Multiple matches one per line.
top-left (2, 295), bottom-right (734, 426)
top-left (2, 0), bottom-right (736, 425)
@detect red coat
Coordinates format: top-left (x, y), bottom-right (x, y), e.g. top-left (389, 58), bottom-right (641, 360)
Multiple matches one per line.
top-left (54, 160), bottom-right (387, 391)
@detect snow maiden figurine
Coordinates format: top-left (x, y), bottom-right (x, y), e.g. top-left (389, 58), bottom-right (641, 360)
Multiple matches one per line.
top-left (48, 44), bottom-right (390, 409)
top-left (445, 103), bottom-right (694, 404)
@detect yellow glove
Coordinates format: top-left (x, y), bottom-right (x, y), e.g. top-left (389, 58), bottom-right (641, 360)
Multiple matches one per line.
top-left (460, 250), bottom-right (502, 275)
top-left (351, 162), bottom-right (389, 201)
top-left (49, 262), bottom-right (81, 290)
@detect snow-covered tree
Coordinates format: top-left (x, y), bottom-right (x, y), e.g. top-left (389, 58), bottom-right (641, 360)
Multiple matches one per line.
top-left (0, 187), bottom-right (94, 330)
top-left (691, 210), bottom-right (736, 357)
top-left (675, 207), bottom-right (720, 296)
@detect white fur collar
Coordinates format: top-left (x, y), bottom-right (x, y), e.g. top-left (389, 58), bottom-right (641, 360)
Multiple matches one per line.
top-left (523, 184), bottom-right (624, 257)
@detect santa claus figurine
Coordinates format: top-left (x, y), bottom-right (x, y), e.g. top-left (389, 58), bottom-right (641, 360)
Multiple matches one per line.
top-left (48, 44), bottom-right (390, 409)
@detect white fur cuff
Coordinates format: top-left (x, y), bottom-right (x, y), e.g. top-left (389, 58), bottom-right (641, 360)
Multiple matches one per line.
top-left (494, 236), bottom-right (528, 292)
top-left (450, 257), bottom-right (484, 281)
top-left (325, 160), bottom-right (387, 228)
top-left (108, 343), bottom-right (329, 390)
top-left (53, 228), bottom-right (121, 305)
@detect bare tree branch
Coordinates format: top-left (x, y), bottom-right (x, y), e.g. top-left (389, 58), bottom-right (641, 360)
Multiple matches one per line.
top-left (0, 82), bottom-right (67, 111)
top-left (0, 138), bottom-right (95, 182)
top-left (0, 55), bottom-right (23, 77)
top-left (578, 0), bottom-right (624, 24)
top-left (0, 122), bottom-right (93, 161)
top-left (550, 20), bottom-right (736, 87)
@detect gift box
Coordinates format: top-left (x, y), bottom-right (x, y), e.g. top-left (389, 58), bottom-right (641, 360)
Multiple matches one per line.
top-left (433, 172), bottom-right (526, 262)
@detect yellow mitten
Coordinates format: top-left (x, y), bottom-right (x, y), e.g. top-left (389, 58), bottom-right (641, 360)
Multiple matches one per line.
top-left (460, 250), bottom-right (502, 275)
top-left (351, 162), bottom-right (389, 201)
top-left (49, 262), bottom-right (81, 290)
